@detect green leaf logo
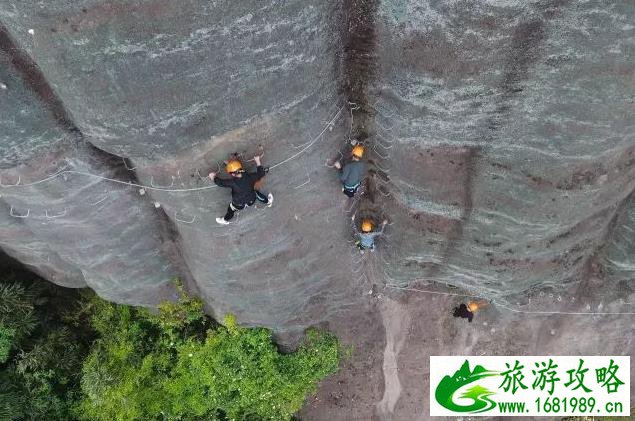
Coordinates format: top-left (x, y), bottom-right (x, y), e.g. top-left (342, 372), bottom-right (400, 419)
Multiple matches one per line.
top-left (435, 360), bottom-right (499, 413)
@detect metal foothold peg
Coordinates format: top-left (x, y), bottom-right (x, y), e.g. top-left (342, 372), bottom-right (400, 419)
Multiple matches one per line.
top-left (28, 29), bottom-right (35, 35)
top-left (139, 188), bottom-right (146, 195)
top-left (0, 83), bottom-right (6, 90)
top-left (154, 202), bottom-right (161, 208)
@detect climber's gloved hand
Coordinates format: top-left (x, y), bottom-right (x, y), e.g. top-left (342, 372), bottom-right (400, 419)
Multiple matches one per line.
top-left (208, 171), bottom-right (217, 180)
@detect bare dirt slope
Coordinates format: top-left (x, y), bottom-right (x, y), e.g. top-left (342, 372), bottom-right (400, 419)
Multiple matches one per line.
top-left (300, 278), bottom-right (634, 420)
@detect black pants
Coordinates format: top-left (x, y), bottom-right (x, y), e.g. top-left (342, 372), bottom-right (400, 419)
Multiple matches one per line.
top-left (452, 304), bottom-right (474, 322)
top-left (223, 190), bottom-right (268, 221)
top-left (342, 184), bottom-right (359, 198)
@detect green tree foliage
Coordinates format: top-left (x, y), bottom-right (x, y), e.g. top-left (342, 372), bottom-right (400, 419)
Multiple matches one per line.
top-left (0, 324), bottom-right (16, 364)
top-left (164, 315), bottom-right (339, 420)
top-left (0, 273), bottom-right (340, 421)
top-left (0, 282), bottom-right (38, 353)
top-left (76, 288), bottom-right (341, 421)
top-left (0, 276), bottom-right (91, 420)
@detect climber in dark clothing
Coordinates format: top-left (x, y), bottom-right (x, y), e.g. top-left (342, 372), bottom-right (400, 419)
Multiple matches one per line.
top-left (452, 303), bottom-right (474, 322)
top-left (209, 154), bottom-right (273, 225)
top-left (334, 144), bottom-right (366, 197)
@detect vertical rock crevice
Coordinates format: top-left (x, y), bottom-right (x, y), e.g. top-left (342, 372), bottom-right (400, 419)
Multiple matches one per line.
top-left (340, 0), bottom-right (387, 223)
top-left (0, 25), bottom-right (78, 134)
top-left (151, 203), bottom-right (202, 300)
top-left (340, 2), bottom-right (406, 417)
top-left (341, 0), bottom-right (379, 118)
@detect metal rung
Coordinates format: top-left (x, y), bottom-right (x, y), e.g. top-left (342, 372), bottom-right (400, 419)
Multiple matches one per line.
top-left (294, 176), bottom-right (310, 189)
top-left (122, 158), bottom-right (136, 170)
top-left (372, 147), bottom-right (390, 160)
top-left (10, 207), bottom-right (29, 218)
top-left (375, 131), bottom-right (396, 145)
top-left (374, 138), bottom-right (394, 150)
top-left (45, 208), bottom-right (67, 219)
top-left (372, 161), bottom-right (391, 173)
top-left (150, 175), bottom-right (175, 188)
top-left (175, 211), bottom-right (196, 224)
top-left (89, 193), bottom-right (109, 206)
top-left (375, 119), bottom-right (395, 132)
top-left (0, 175), bottom-right (21, 187)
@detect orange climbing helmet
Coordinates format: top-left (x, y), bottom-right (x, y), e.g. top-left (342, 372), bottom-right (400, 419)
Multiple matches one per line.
top-left (352, 144), bottom-right (364, 158)
top-left (361, 218), bottom-right (374, 233)
top-left (467, 301), bottom-right (487, 313)
top-left (226, 159), bottom-right (243, 174)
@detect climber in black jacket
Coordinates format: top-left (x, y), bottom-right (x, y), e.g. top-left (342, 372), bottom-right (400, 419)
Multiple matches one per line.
top-left (452, 303), bottom-right (474, 322)
top-left (209, 154), bottom-right (273, 225)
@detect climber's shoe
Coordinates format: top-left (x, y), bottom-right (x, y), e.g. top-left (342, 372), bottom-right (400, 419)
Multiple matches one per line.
top-left (216, 217), bottom-right (230, 225)
top-left (267, 193), bottom-right (274, 207)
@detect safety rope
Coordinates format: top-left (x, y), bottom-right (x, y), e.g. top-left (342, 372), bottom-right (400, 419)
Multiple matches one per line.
top-left (384, 284), bottom-right (635, 316)
top-left (269, 105), bottom-right (344, 170)
top-left (0, 104), bottom-right (345, 193)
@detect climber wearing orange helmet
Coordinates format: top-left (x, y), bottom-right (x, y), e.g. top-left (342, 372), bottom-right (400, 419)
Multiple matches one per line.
top-left (334, 144), bottom-right (366, 198)
top-left (351, 214), bottom-right (388, 252)
top-left (209, 154), bottom-right (273, 225)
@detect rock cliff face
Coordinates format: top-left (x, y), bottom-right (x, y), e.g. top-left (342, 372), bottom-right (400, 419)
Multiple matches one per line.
top-left (2, 1), bottom-right (634, 418)
top-left (375, 0), bottom-right (634, 304)
top-left (1, 0), bottom-right (633, 339)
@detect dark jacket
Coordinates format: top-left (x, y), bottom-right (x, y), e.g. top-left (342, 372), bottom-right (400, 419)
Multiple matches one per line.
top-left (453, 304), bottom-right (474, 322)
top-left (339, 160), bottom-right (365, 188)
top-left (214, 166), bottom-right (266, 205)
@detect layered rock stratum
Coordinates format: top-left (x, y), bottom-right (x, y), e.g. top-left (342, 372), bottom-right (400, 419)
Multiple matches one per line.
top-left (1, 1), bottom-right (633, 418)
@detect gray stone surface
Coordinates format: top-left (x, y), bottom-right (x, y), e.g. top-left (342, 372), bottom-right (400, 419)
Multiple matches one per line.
top-left (1, 0), bottom-right (339, 159)
top-left (0, 47), bottom-right (64, 167)
top-left (0, 46), bottom-right (85, 287)
top-left (0, 0), bottom-right (633, 418)
top-left (0, 24), bottom-right (178, 302)
top-left (0, 0), bottom-right (365, 334)
top-left (376, 0), bottom-right (635, 303)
